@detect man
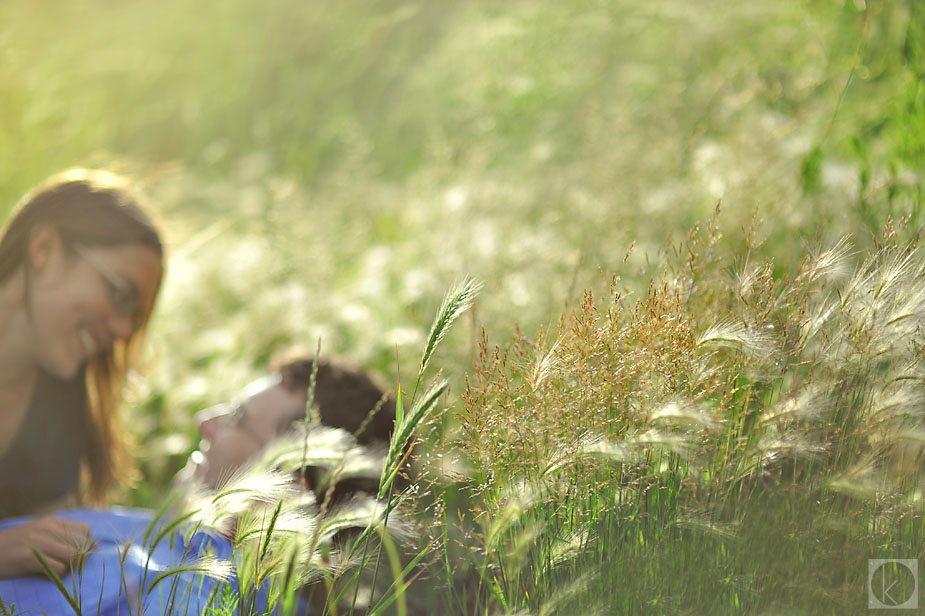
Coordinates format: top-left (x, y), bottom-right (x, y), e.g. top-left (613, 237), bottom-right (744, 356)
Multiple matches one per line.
top-left (175, 355), bottom-right (404, 614)
top-left (179, 355), bottom-right (397, 495)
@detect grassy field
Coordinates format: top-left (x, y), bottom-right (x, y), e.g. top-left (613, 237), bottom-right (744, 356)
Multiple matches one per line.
top-left (2, 0), bottom-right (924, 613)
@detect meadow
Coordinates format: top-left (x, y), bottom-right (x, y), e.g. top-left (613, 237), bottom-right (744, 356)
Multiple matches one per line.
top-left (1, 0), bottom-right (924, 613)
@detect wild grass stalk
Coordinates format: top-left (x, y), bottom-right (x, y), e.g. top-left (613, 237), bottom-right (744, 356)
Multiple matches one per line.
top-left (419, 278), bottom-right (483, 385)
top-left (345, 279), bottom-right (480, 614)
top-left (431, 223), bottom-right (925, 613)
top-left (31, 549), bottom-right (81, 614)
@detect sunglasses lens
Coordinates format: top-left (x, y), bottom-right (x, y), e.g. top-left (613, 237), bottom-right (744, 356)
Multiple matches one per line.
top-left (107, 281), bottom-right (141, 330)
top-left (79, 245), bottom-right (143, 331)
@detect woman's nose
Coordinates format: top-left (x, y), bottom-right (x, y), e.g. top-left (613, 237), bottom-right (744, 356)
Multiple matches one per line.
top-left (108, 311), bottom-right (133, 342)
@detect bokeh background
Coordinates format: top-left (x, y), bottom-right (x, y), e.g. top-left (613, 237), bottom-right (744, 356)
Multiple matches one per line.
top-left (1, 0), bottom-right (921, 503)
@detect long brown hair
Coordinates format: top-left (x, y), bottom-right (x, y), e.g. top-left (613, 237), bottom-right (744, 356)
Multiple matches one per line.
top-left (1, 169), bottom-right (164, 503)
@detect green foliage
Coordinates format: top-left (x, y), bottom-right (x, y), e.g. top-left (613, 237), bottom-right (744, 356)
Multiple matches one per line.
top-left (429, 226), bottom-right (925, 613)
top-left (205, 585), bottom-right (239, 616)
top-left (800, 145), bottom-right (824, 195)
top-left (893, 74), bottom-right (925, 168)
top-left (2, 0), bottom-right (925, 613)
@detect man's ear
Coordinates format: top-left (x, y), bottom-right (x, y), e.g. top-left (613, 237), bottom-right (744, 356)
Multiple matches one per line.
top-left (28, 224), bottom-right (62, 273)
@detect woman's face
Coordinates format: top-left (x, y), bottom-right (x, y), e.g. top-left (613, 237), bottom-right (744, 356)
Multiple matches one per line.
top-left (28, 229), bottom-right (162, 378)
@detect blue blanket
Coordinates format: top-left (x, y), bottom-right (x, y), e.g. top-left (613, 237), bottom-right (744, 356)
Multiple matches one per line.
top-left (0, 508), bottom-right (265, 615)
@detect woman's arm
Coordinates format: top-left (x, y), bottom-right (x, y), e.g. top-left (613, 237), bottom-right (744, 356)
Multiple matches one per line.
top-left (0, 508), bottom-right (255, 615)
top-left (0, 516), bottom-right (94, 579)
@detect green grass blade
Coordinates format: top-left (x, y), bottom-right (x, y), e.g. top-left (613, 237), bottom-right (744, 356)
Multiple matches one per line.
top-left (30, 548), bottom-right (82, 615)
top-left (146, 556), bottom-right (233, 595)
top-left (259, 500), bottom-right (283, 562)
top-left (379, 379), bottom-right (448, 498)
top-left (141, 492), bottom-right (179, 548)
top-left (367, 538), bottom-right (435, 615)
top-left (419, 277), bottom-right (481, 380)
top-left (304, 340), bottom-right (322, 428)
top-left (369, 524), bottom-right (406, 616)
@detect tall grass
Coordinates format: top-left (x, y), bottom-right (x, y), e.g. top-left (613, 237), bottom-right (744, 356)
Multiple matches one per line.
top-left (419, 221), bottom-right (925, 614)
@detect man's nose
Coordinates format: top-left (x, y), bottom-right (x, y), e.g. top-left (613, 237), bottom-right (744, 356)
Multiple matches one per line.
top-left (195, 405), bottom-right (229, 439)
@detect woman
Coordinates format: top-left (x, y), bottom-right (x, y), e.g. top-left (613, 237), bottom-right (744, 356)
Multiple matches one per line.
top-left (0, 169), bottom-right (164, 579)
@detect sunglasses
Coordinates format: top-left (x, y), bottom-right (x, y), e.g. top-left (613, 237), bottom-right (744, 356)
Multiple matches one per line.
top-left (74, 245), bottom-right (144, 331)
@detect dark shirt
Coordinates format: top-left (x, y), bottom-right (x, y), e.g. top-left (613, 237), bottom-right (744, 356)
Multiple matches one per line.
top-left (0, 368), bottom-right (86, 518)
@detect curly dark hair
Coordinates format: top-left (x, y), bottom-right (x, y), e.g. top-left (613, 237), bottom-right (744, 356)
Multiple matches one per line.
top-left (275, 356), bottom-right (399, 500)
top-left (277, 357), bottom-right (396, 445)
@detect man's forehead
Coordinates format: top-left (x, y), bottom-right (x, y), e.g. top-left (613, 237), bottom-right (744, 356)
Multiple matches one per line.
top-left (242, 374), bottom-right (283, 399)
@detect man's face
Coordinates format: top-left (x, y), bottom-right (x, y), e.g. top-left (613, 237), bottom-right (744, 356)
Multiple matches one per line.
top-left (186, 375), bottom-right (308, 489)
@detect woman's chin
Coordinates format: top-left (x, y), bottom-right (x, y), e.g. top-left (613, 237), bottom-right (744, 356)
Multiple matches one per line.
top-left (41, 349), bottom-right (84, 380)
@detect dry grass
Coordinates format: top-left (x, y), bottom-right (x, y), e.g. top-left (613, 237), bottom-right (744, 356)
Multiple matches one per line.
top-left (428, 221), bottom-right (925, 614)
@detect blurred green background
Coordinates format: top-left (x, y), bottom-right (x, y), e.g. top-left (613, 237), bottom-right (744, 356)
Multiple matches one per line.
top-left (1, 0), bottom-right (922, 503)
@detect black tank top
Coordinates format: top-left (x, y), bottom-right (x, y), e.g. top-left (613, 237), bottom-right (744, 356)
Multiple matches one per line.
top-left (0, 368), bottom-right (86, 518)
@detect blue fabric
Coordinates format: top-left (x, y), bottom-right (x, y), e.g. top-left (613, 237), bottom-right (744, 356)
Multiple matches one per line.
top-left (0, 508), bottom-right (266, 615)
